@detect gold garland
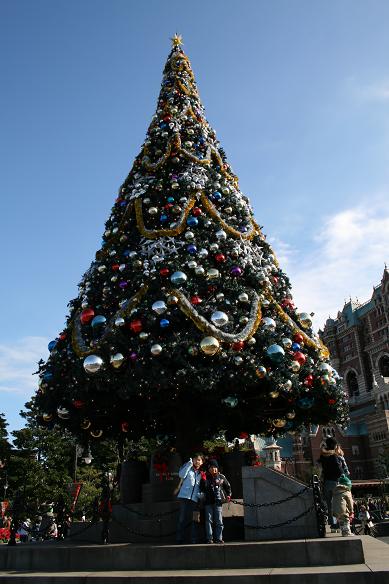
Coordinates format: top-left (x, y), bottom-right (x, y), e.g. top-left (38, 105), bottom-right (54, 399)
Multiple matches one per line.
top-left (265, 291), bottom-right (330, 358)
top-left (200, 194), bottom-right (259, 240)
top-left (210, 147), bottom-right (239, 187)
top-left (142, 141), bottom-right (173, 171)
top-left (96, 201), bottom-right (134, 261)
top-left (171, 288), bottom-right (262, 343)
top-left (135, 195), bottom-right (196, 238)
top-left (170, 52), bottom-right (198, 98)
top-left (71, 285), bottom-right (149, 357)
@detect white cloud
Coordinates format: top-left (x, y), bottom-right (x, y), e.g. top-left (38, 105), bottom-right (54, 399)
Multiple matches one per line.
top-left (271, 195), bottom-right (389, 330)
top-left (0, 336), bottom-right (49, 396)
top-left (346, 76), bottom-right (389, 103)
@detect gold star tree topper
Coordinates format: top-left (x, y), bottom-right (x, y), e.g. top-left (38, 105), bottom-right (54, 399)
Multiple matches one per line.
top-left (171, 33), bottom-right (183, 47)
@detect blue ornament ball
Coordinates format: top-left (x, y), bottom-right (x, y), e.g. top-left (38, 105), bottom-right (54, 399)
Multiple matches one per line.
top-left (187, 216), bottom-right (199, 227)
top-left (48, 340), bottom-right (57, 352)
top-left (213, 191), bottom-right (222, 201)
top-left (187, 244), bottom-right (197, 254)
top-left (160, 214), bottom-right (168, 223)
top-left (291, 342), bottom-right (301, 351)
top-left (160, 319), bottom-right (170, 328)
top-left (266, 344), bottom-right (285, 363)
top-left (91, 315), bottom-right (107, 328)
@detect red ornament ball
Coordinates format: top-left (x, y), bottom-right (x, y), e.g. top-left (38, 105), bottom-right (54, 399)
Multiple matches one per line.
top-left (293, 351), bottom-right (306, 366)
top-left (215, 253), bottom-right (226, 263)
top-left (121, 421), bottom-right (129, 432)
top-left (159, 267), bottom-right (170, 277)
top-left (304, 374), bottom-right (314, 387)
top-left (72, 400), bottom-right (85, 409)
top-left (281, 298), bottom-right (295, 310)
top-left (112, 264), bottom-right (120, 271)
top-left (232, 341), bottom-right (245, 352)
top-left (59, 332), bottom-right (67, 341)
top-left (129, 319), bottom-right (143, 334)
top-left (192, 207), bottom-right (202, 217)
top-left (80, 308), bottom-right (95, 325)
top-left (293, 333), bottom-right (304, 344)
top-left (328, 398), bottom-right (337, 405)
top-left (191, 296), bottom-right (202, 305)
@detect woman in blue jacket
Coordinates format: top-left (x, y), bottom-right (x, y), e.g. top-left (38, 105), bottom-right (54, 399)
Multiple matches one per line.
top-left (176, 453), bottom-right (205, 544)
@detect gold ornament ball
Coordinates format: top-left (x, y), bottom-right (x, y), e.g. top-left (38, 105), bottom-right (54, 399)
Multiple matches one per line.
top-left (273, 418), bottom-right (287, 428)
top-left (42, 413), bottom-right (53, 422)
top-left (255, 366), bottom-right (267, 379)
top-left (290, 360), bottom-right (301, 372)
top-left (269, 390), bottom-right (279, 398)
top-left (286, 411), bottom-right (296, 419)
top-left (200, 336), bottom-right (220, 356)
top-left (298, 312), bottom-right (312, 329)
top-left (167, 295), bottom-right (179, 305)
top-left (110, 353), bottom-right (125, 368)
top-left (90, 429), bottom-right (103, 438)
top-left (207, 268), bottom-right (220, 280)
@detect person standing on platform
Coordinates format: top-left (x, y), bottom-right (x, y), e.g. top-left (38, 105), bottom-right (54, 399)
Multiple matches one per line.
top-left (332, 475), bottom-right (355, 536)
top-left (319, 437), bottom-right (348, 532)
top-left (176, 453), bottom-right (205, 544)
top-left (200, 459), bottom-right (231, 544)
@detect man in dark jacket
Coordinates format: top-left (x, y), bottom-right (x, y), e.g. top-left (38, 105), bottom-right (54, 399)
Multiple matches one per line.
top-left (200, 459), bottom-right (231, 544)
top-left (319, 437), bottom-right (346, 532)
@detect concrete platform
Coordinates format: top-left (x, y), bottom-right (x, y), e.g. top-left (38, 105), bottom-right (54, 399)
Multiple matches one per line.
top-left (0, 536), bottom-right (388, 582)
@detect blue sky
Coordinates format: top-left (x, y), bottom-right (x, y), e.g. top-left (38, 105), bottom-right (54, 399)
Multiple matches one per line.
top-left (1, 0), bottom-right (389, 433)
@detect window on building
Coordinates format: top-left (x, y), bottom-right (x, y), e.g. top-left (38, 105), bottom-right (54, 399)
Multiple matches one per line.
top-left (352, 445), bottom-right (360, 456)
top-left (346, 370), bottom-right (359, 397)
top-left (378, 355), bottom-right (389, 378)
top-left (354, 466), bottom-right (363, 479)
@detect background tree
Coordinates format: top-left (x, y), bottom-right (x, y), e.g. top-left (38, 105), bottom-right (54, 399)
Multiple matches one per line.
top-left (7, 402), bottom-right (121, 518)
top-left (0, 413), bottom-right (11, 500)
top-left (34, 36), bottom-right (348, 455)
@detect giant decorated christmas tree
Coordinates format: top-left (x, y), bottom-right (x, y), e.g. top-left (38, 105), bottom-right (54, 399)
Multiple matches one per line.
top-left (35, 37), bottom-right (348, 453)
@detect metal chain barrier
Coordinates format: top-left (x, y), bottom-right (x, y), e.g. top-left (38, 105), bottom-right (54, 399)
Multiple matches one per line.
top-left (120, 503), bottom-right (179, 519)
top-left (110, 514), bottom-right (188, 540)
top-left (231, 484), bottom-right (310, 508)
top-left (244, 503), bottom-right (315, 530)
top-left (311, 474), bottom-right (327, 538)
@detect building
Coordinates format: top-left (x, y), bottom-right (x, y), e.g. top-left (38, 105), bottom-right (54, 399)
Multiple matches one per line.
top-left (320, 266), bottom-right (389, 479)
top-left (253, 268), bottom-right (389, 482)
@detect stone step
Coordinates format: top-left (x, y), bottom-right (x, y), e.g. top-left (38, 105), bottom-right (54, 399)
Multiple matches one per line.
top-left (0, 538), bottom-right (365, 572)
top-left (0, 564), bottom-right (387, 584)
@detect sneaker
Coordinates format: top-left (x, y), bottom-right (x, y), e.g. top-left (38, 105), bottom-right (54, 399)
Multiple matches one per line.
top-left (206, 540), bottom-right (213, 544)
top-left (341, 531), bottom-right (355, 537)
top-left (330, 528), bottom-right (337, 533)
top-left (215, 539), bottom-right (224, 544)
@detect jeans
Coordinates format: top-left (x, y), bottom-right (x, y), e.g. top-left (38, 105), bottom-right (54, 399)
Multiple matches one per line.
top-left (176, 499), bottom-right (199, 543)
top-left (204, 504), bottom-right (223, 542)
top-left (323, 480), bottom-right (338, 528)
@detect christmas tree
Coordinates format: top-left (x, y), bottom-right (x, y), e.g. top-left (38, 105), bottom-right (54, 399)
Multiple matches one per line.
top-left (35, 36), bottom-right (348, 452)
